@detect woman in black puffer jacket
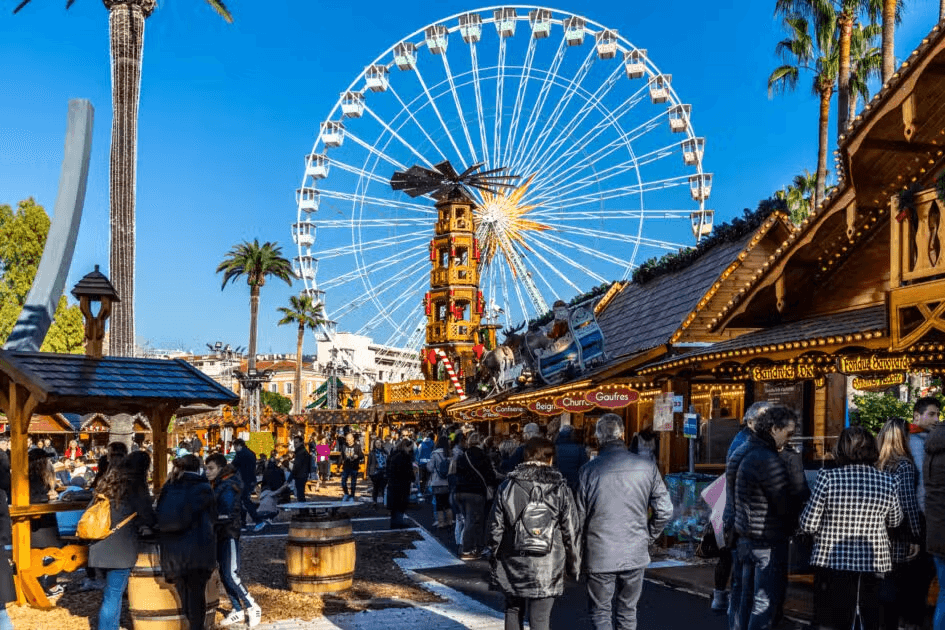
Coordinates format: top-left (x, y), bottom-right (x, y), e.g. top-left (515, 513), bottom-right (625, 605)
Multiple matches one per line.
top-left (487, 437), bottom-right (579, 630)
top-left (156, 455), bottom-right (217, 630)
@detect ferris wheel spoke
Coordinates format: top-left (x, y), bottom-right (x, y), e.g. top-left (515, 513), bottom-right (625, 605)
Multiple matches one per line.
top-left (531, 209), bottom-right (692, 220)
top-left (469, 43), bottom-right (491, 169)
top-left (317, 218), bottom-right (434, 228)
top-left (330, 259), bottom-right (428, 322)
top-left (317, 189), bottom-right (435, 215)
top-left (320, 252), bottom-right (426, 292)
top-left (385, 86), bottom-right (450, 165)
top-left (355, 272), bottom-right (428, 336)
top-left (538, 175), bottom-right (690, 210)
top-left (511, 37), bottom-right (568, 176)
top-left (492, 35), bottom-right (508, 169)
top-left (502, 35), bottom-right (537, 171)
top-left (526, 62), bottom-right (625, 182)
top-left (343, 130), bottom-right (410, 171)
top-left (383, 312), bottom-right (427, 351)
top-left (533, 105), bottom-right (663, 195)
top-left (517, 238), bottom-right (586, 294)
top-left (540, 222), bottom-right (686, 251)
top-left (317, 234), bottom-right (427, 261)
top-left (440, 52), bottom-right (479, 165)
top-left (362, 104), bottom-right (437, 169)
top-left (330, 155), bottom-right (402, 188)
top-left (515, 46), bottom-right (597, 176)
top-left (527, 231), bottom-right (621, 277)
top-left (411, 64), bottom-right (469, 170)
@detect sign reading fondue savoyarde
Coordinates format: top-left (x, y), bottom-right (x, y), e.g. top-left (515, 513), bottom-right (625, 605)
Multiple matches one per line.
top-left (750, 364), bottom-right (819, 381)
top-left (837, 355), bottom-right (912, 374)
top-left (584, 386), bottom-right (640, 409)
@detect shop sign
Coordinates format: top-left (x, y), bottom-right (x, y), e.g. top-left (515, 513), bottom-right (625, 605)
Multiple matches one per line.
top-left (584, 386), bottom-right (640, 409)
top-left (527, 397), bottom-right (561, 416)
top-left (493, 404), bottom-right (526, 418)
top-left (750, 364), bottom-right (818, 381)
top-left (851, 373), bottom-right (906, 391)
top-left (838, 355), bottom-right (911, 374)
top-left (480, 407), bottom-right (501, 419)
top-left (554, 393), bottom-right (595, 413)
top-left (654, 392), bottom-right (675, 432)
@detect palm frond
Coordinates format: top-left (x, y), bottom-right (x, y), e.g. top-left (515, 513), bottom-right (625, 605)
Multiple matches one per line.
top-left (768, 65), bottom-right (801, 96)
top-left (205, 0), bottom-right (233, 23)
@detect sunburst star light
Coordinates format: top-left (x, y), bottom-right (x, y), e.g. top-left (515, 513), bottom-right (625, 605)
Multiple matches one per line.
top-left (474, 175), bottom-right (551, 273)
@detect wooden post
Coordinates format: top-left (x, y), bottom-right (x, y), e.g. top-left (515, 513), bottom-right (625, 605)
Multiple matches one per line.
top-left (150, 405), bottom-right (174, 495)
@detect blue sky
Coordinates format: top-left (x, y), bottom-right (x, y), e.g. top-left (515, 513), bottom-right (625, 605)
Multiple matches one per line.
top-left (1, 0), bottom-right (942, 356)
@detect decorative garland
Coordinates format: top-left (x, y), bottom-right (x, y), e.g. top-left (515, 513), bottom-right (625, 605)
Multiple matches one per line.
top-left (631, 196), bottom-right (787, 285)
top-left (937, 170), bottom-right (945, 205)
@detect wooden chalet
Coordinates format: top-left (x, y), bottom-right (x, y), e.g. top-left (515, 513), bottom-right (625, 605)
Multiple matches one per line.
top-left (0, 349), bottom-right (238, 608)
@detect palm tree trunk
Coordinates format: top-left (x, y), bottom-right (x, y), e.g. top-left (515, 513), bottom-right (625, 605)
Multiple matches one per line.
top-left (105, 0), bottom-right (154, 357)
top-left (294, 323), bottom-right (303, 414)
top-left (882, 0), bottom-right (896, 83)
top-left (849, 92), bottom-right (858, 126)
top-left (837, 13), bottom-right (854, 138)
top-left (248, 285), bottom-right (259, 373)
top-left (815, 86), bottom-right (833, 210)
top-left (941, 0), bottom-right (944, 22)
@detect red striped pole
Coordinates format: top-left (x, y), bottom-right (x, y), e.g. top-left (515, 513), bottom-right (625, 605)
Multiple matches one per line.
top-left (434, 348), bottom-right (466, 400)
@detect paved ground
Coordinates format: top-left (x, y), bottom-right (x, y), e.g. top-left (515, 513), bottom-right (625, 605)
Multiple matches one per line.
top-left (244, 487), bottom-right (803, 629)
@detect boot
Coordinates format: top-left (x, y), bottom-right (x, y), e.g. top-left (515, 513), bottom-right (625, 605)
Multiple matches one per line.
top-left (445, 508), bottom-right (455, 526)
top-left (435, 511), bottom-right (447, 530)
top-left (710, 589), bottom-right (729, 612)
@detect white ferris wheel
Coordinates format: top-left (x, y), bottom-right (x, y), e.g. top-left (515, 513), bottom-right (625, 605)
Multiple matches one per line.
top-left (293, 5), bottom-right (713, 369)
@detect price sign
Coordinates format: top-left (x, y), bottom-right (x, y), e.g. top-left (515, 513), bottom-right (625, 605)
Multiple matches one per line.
top-left (683, 413), bottom-right (699, 439)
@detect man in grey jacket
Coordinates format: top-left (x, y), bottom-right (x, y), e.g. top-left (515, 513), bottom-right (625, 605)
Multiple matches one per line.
top-left (576, 413), bottom-right (673, 630)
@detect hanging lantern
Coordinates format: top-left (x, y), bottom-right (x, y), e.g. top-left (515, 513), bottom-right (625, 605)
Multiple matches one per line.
top-left (424, 292), bottom-right (431, 315)
top-left (429, 240), bottom-right (436, 261)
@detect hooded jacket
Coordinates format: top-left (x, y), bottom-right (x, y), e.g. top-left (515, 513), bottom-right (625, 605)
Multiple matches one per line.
top-left (734, 432), bottom-right (803, 544)
top-left (924, 423), bottom-right (945, 556)
top-left (576, 440), bottom-right (673, 573)
top-left (487, 463), bottom-right (579, 598)
top-left (554, 430), bottom-right (589, 491)
top-left (211, 464), bottom-right (243, 540)
top-left (156, 471), bottom-right (217, 579)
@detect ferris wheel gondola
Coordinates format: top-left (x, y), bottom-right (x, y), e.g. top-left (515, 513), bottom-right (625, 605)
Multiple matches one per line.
top-left (293, 5), bottom-right (713, 370)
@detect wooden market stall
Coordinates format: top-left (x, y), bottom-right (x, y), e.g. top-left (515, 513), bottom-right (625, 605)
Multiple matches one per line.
top-left (0, 349), bottom-right (238, 608)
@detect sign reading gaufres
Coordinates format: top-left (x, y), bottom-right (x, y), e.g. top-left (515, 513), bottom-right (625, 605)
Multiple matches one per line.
top-left (584, 386), bottom-right (640, 408)
top-left (838, 355), bottom-right (912, 374)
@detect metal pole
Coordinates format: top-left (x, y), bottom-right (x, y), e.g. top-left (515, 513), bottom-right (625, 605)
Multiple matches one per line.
top-left (688, 404), bottom-right (696, 474)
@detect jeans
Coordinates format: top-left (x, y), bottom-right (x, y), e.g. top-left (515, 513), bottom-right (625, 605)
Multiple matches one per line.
top-left (294, 477), bottom-right (307, 503)
top-left (318, 460), bottom-right (330, 481)
top-left (728, 545), bottom-right (743, 630)
top-left (934, 555), bottom-right (945, 630)
top-left (586, 568), bottom-right (645, 630)
top-left (505, 595), bottom-right (555, 630)
top-left (881, 553), bottom-right (935, 629)
top-left (218, 537), bottom-right (256, 612)
top-left (370, 474), bottom-right (387, 504)
top-left (240, 490), bottom-right (259, 524)
top-left (341, 469), bottom-right (358, 497)
top-left (735, 538), bottom-right (788, 630)
top-left (455, 492), bottom-right (486, 553)
top-left (0, 607), bottom-right (10, 630)
top-left (98, 567), bottom-right (131, 630)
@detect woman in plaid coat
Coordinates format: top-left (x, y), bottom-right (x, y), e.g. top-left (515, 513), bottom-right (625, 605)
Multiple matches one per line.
top-left (800, 426), bottom-right (903, 630)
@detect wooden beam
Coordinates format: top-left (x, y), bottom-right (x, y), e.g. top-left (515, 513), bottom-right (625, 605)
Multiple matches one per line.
top-left (861, 138), bottom-right (941, 154)
top-left (150, 404), bottom-right (174, 494)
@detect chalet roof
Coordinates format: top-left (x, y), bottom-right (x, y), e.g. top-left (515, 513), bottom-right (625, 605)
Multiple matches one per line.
top-left (637, 305), bottom-right (887, 375)
top-left (70, 265), bottom-right (120, 302)
top-left (0, 350), bottom-right (239, 416)
top-left (597, 233), bottom-right (753, 358)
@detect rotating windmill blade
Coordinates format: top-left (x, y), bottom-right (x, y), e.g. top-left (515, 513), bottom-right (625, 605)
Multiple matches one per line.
top-left (390, 160), bottom-right (519, 200)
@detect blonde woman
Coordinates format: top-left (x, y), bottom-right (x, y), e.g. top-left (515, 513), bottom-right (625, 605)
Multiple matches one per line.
top-left (877, 417), bottom-right (924, 630)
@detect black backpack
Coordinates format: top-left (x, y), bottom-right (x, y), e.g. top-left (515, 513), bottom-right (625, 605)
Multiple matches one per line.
top-left (436, 452), bottom-right (451, 478)
top-left (511, 482), bottom-right (556, 556)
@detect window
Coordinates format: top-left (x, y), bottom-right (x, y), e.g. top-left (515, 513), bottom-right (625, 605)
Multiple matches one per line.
top-left (269, 384), bottom-right (278, 393)
top-left (285, 382), bottom-right (293, 395)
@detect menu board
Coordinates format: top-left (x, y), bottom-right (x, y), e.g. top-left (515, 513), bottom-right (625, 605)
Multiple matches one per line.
top-left (654, 392), bottom-right (675, 432)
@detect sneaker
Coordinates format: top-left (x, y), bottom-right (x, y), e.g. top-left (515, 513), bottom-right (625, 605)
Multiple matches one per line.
top-left (253, 521), bottom-right (268, 533)
top-left (46, 585), bottom-right (65, 598)
top-left (219, 609), bottom-right (245, 627)
top-left (247, 604), bottom-right (262, 628)
top-left (341, 494), bottom-right (349, 502)
top-left (458, 551), bottom-right (478, 561)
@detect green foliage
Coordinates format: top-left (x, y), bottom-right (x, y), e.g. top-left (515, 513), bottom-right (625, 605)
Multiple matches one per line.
top-left (527, 282), bottom-right (613, 328)
top-left (631, 197), bottom-right (787, 285)
top-left (261, 390), bottom-right (292, 415)
top-left (216, 239), bottom-right (293, 290)
top-left (0, 199), bottom-right (84, 353)
top-left (850, 392), bottom-right (914, 435)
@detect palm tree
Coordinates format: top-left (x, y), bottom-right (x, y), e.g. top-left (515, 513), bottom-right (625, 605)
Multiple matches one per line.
top-left (778, 170), bottom-right (819, 224)
top-left (769, 12), bottom-right (840, 210)
top-left (277, 295), bottom-right (327, 414)
top-left (777, 0), bottom-right (872, 137)
top-left (217, 240), bottom-right (294, 421)
top-left (14, 0), bottom-right (233, 357)
top-left (879, 0), bottom-right (904, 83)
top-left (848, 22), bottom-right (883, 121)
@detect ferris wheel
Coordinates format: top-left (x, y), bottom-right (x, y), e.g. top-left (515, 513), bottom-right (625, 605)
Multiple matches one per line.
top-left (292, 5), bottom-right (713, 362)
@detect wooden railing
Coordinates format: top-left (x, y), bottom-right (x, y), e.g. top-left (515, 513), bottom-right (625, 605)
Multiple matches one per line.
top-left (892, 187), bottom-right (945, 286)
top-left (374, 379), bottom-right (450, 403)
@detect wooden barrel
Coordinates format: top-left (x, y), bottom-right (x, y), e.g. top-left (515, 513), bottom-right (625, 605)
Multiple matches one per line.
top-left (285, 515), bottom-right (355, 593)
top-left (128, 544), bottom-right (220, 630)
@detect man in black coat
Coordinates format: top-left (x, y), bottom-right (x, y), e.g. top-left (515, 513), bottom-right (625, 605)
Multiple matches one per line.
top-left (291, 436), bottom-right (312, 503)
top-left (553, 425), bottom-right (588, 492)
top-left (730, 405), bottom-right (803, 630)
top-left (231, 439), bottom-right (260, 527)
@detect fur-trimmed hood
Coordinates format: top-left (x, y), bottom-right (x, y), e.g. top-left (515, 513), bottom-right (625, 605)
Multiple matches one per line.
top-left (508, 462), bottom-right (565, 485)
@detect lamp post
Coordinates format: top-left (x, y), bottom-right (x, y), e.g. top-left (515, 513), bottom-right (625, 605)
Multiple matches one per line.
top-left (233, 367), bottom-right (272, 432)
top-left (71, 265), bottom-right (120, 359)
